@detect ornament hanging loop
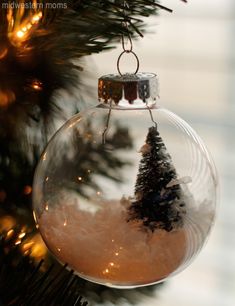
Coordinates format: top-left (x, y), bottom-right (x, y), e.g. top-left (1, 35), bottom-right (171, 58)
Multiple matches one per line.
top-left (117, 0), bottom-right (140, 75)
top-left (117, 50), bottom-right (140, 76)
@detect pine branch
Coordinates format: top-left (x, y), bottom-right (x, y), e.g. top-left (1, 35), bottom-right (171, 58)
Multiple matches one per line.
top-left (0, 228), bottom-right (88, 306)
top-left (44, 118), bottom-right (133, 200)
top-left (0, 0), bottom-right (188, 139)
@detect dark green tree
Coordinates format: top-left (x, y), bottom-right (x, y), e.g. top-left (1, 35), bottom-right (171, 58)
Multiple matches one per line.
top-left (128, 126), bottom-right (186, 232)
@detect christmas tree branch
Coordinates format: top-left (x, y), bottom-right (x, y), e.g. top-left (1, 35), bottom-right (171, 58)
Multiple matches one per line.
top-left (0, 227), bottom-right (88, 306)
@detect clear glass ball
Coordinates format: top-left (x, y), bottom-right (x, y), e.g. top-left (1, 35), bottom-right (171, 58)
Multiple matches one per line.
top-left (33, 102), bottom-right (217, 288)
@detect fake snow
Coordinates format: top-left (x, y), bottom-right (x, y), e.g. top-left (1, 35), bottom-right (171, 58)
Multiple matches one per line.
top-left (38, 194), bottom-right (214, 288)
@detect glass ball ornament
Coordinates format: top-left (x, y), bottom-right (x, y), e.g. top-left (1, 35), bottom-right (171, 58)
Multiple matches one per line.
top-left (33, 73), bottom-right (217, 288)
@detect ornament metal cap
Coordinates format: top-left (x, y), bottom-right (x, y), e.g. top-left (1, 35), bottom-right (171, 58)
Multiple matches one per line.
top-left (98, 73), bottom-right (159, 106)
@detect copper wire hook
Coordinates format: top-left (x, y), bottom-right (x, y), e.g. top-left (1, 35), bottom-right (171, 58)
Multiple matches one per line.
top-left (102, 101), bottom-right (112, 145)
top-left (147, 104), bottom-right (158, 127)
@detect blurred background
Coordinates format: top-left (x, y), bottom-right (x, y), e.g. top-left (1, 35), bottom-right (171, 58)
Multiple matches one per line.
top-left (88, 0), bottom-right (235, 305)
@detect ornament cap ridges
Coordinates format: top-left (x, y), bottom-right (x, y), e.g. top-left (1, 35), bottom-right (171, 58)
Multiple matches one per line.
top-left (98, 72), bottom-right (159, 106)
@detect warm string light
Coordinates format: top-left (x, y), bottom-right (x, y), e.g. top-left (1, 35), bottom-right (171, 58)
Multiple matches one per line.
top-left (6, 229), bottom-right (14, 240)
top-left (44, 203), bottom-right (49, 211)
top-left (16, 12), bottom-right (43, 40)
top-left (23, 185), bottom-right (32, 195)
top-left (102, 240), bottom-right (122, 275)
top-left (0, 90), bottom-right (16, 109)
top-left (18, 232), bottom-right (26, 239)
top-left (29, 234), bottom-right (47, 259)
top-left (8, 11), bottom-right (43, 46)
top-left (31, 79), bottom-right (43, 91)
top-left (0, 47), bottom-right (8, 60)
top-left (1, 224), bottom-right (47, 259)
top-left (0, 215), bottom-right (16, 232)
